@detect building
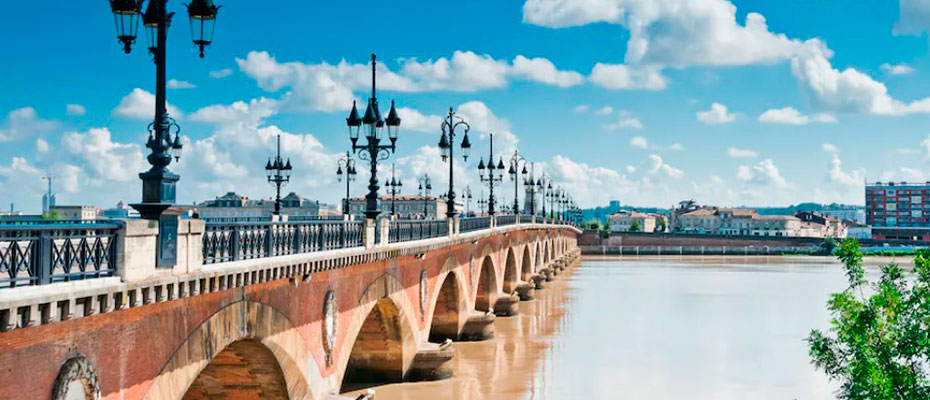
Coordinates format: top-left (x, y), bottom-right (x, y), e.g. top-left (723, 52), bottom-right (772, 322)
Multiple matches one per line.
top-left (794, 211), bottom-right (847, 238)
top-left (846, 221), bottom-right (872, 240)
top-left (101, 201), bottom-right (140, 219)
top-left (348, 194), bottom-right (448, 219)
top-left (607, 210), bottom-right (660, 233)
top-left (196, 191), bottom-right (332, 220)
top-left (677, 208), bottom-right (805, 237)
top-left (819, 205), bottom-right (866, 224)
top-left (50, 205), bottom-right (99, 220)
top-left (866, 181), bottom-right (930, 240)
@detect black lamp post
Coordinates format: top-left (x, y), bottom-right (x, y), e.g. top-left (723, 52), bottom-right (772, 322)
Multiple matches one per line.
top-left (507, 150), bottom-right (528, 215)
top-left (536, 174), bottom-right (550, 218)
top-left (546, 184), bottom-right (558, 220)
top-left (438, 108), bottom-right (471, 218)
top-left (264, 135), bottom-right (292, 215)
top-left (478, 190), bottom-right (488, 215)
top-left (477, 133), bottom-right (505, 216)
top-left (385, 163), bottom-right (402, 216)
top-left (109, 0), bottom-right (220, 220)
top-left (346, 54), bottom-right (401, 219)
top-left (463, 185), bottom-right (473, 216)
top-left (524, 163), bottom-right (539, 216)
top-left (417, 174), bottom-right (432, 218)
top-left (336, 151), bottom-right (357, 215)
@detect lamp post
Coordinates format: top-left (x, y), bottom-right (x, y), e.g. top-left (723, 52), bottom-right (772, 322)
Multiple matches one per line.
top-left (524, 163), bottom-right (539, 216)
top-left (417, 174), bottom-right (432, 218)
top-left (477, 133), bottom-right (505, 216)
top-left (463, 185), bottom-right (473, 216)
top-left (384, 163), bottom-right (402, 217)
top-left (264, 135), bottom-right (292, 215)
top-left (437, 108), bottom-right (471, 218)
top-left (546, 184), bottom-right (558, 220)
top-left (478, 191), bottom-right (488, 215)
top-left (346, 54), bottom-right (401, 219)
top-left (109, 0), bottom-right (220, 219)
top-left (336, 151), bottom-right (357, 216)
top-left (507, 150), bottom-right (528, 215)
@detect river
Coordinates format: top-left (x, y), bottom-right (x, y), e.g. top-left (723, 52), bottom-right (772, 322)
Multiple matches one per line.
top-left (359, 256), bottom-right (867, 399)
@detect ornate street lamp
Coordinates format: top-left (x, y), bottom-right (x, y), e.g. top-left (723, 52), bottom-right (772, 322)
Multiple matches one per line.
top-left (477, 133), bottom-right (505, 216)
top-left (417, 174), bottom-right (432, 218)
top-left (346, 54), bottom-right (401, 219)
top-left (478, 190), bottom-right (488, 215)
top-left (264, 135), bottom-right (292, 215)
top-left (108, 0), bottom-right (222, 220)
top-left (545, 183), bottom-right (558, 220)
top-left (463, 185), bottom-right (473, 216)
top-left (507, 150), bottom-right (528, 215)
top-left (536, 174), bottom-right (550, 218)
top-left (385, 163), bottom-right (402, 216)
top-left (438, 108), bottom-right (471, 218)
top-left (523, 163), bottom-right (539, 216)
top-left (336, 151), bottom-right (358, 216)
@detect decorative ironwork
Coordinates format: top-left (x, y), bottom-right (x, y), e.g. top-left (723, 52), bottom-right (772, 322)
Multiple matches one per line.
top-left (461, 216), bottom-right (491, 233)
top-left (202, 220), bottom-right (363, 264)
top-left (497, 214), bottom-right (518, 227)
top-left (388, 219), bottom-right (448, 243)
top-left (0, 222), bottom-right (120, 289)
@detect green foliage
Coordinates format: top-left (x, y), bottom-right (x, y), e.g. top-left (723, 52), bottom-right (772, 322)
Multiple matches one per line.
top-left (807, 238), bottom-right (930, 399)
top-left (41, 210), bottom-right (60, 220)
top-left (629, 220), bottom-right (641, 232)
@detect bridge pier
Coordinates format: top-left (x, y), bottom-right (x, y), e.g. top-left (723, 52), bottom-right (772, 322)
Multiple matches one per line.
top-left (530, 274), bottom-right (546, 289)
top-left (459, 312), bottom-right (496, 341)
top-left (493, 293), bottom-right (521, 316)
top-left (515, 281), bottom-right (535, 301)
top-left (406, 340), bottom-right (455, 381)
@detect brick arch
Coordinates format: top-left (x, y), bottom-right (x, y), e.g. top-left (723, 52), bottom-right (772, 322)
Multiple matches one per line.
top-left (535, 240), bottom-right (542, 268)
top-left (521, 244), bottom-right (534, 280)
top-left (336, 273), bottom-right (419, 391)
top-left (502, 247), bottom-right (519, 293)
top-left (474, 255), bottom-right (500, 312)
top-left (183, 339), bottom-right (288, 399)
top-left (426, 256), bottom-right (469, 342)
top-left (143, 301), bottom-right (314, 400)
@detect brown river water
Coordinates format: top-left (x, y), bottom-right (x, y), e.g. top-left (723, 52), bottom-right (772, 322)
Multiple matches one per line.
top-left (351, 256), bottom-right (869, 400)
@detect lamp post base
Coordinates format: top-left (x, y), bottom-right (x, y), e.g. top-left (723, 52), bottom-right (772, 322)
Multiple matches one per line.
top-left (130, 202), bottom-right (174, 221)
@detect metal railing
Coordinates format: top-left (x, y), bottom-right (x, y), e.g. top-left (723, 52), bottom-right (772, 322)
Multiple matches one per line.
top-left (497, 214), bottom-right (518, 226)
top-left (461, 217), bottom-right (491, 233)
top-left (389, 219), bottom-right (448, 243)
top-left (202, 220), bottom-right (364, 264)
top-left (0, 221), bottom-right (121, 289)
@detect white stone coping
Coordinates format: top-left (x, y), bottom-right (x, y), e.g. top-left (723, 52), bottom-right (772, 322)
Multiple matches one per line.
top-left (0, 223), bottom-right (579, 332)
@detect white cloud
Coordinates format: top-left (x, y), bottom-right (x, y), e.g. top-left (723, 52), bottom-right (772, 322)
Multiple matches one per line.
top-left (61, 128), bottom-right (145, 182)
top-left (826, 153), bottom-right (864, 188)
top-left (66, 104), bottom-right (86, 116)
top-left (595, 106), bottom-right (614, 116)
top-left (36, 138), bottom-right (49, 154)
top-left (880, 62), bottom-right (915, 75)
top-left (791, 44), bottom-right (930, 116)
top-left (167, 79), bottom-right (196, 89)
top-left (209, 68), bottom-right (234, 79)
top-left (821, 143), bottom-right (839, 154)
top-left (882, 167), bottom-right (927, 183)
top-left (727, 147), bottom-right (757, 158)
top-left (923, 135), bottom-right (930, 161)
top-left (573, 104), bottom-right (589, 113)
top-left (112, 88), bottom-right (184, 120)
top-left (894, 0), bottom-right (930, 37)
top-left (396, 107), bottom-right (443, 133)
top-left (697, 102), bottom-right (736, 124)
top-left (524, 0), bottom-right (813, 67)
top-left (190, 97), bottom-right (278, 126)
top-left (0, 107), bottom-right (59, 142)
top-left (547, 154), bottom-right (682, 207)
top-left (629, 136), bottom-right (683, 151)
top-left (511, 55), bottom-right (584, 87)
top-left (605, 112), bottom-right (644, 130)
top-left (589, 63), bottom-right (667, 90)
top-left (736, 158), bottom-right (788, 187)
top-left (758, 107), bottom-right (836, 125)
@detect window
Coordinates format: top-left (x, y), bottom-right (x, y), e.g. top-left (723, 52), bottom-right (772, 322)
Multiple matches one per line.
top-left (886, 217), bottom-right (897, 226)
top-left (887, 203), bottom-right (897, 211)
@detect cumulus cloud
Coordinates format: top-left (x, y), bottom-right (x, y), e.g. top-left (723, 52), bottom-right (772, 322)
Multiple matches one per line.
top-left (697, 102), bottom-right (736, 124)
top-left (727, 147), bottom-right (757, 158)
top-left (880, 62), bottom-right (915, 75)
top-left (167, 79), bottom-right (196, 89)
top-left (605, 112), bottom-right (644, 131)
top-left (66, 104), bottom-right (86, 116)
top-left (547, 154), bottom-right (682, 207)
top-left (758, 107), bottom-right (836, 125)
top-left (112, 88), bottom-right (184, 120)
top-left (396, 107), bottom-right (443, 133)
top-left (595, 106), bottom-right (614, 116)
top-left (511, 55), bottom-right (584, 87)
top-left (573, 104), bottom-right (589, 113)
top-left (629, 136), bottom-right (683, 151)
top-left (737, 158), bottom-right (788, 187)
top-left (0, 107), bottom-right (59, 142)
top-left (826, 152), bottom-right (864, 188)
top-left (589, 63), bottom-right (667, 90)
top-left (894, 0), bottom-right (930, 37)
top-left (36, 138), bottom-right (49, 154)
top-left (61, 128), bottom-right (145, 182)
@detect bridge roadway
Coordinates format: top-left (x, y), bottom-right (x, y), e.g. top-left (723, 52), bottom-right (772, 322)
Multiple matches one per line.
top-left (0, 216), bottom-right (579, 400)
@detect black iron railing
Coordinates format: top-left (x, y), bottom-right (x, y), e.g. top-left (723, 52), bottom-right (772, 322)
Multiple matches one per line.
top-left (389, 219), bottom-right (448, 243)
top-left (202, 220), bottom-right (364, 264)
top-left (461, 217), bottom-right (491, 233)
top-left (0, 221), bottom-right (121, 289)
top-left (497, 214), bottom-right (518, 226)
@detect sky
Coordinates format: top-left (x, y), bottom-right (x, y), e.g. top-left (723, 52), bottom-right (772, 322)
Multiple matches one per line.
top-left (2, 0), bottom-right (930, 213)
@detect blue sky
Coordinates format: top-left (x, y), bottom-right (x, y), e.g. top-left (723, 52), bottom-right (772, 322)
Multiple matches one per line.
top-left (2, 0), bottom-right (930, 213)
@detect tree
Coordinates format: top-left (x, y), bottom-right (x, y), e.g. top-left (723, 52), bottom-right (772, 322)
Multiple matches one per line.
top-left (807, 238), bottom-right (930, 399)
top-left (629, 220), bottom-right (641, 232)
top-left (656, 219), bottom-right (667, 233)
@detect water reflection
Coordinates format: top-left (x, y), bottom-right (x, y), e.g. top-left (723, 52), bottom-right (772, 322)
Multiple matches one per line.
top-left (353, 257), bottom-right (850, 399)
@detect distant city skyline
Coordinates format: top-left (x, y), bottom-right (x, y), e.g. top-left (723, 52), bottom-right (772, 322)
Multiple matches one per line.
top-left (2, 0), bottom-right (930, 213)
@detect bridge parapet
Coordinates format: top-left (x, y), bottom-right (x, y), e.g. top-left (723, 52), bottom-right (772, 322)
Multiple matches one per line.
top-left (0, 216), bottom-right (579, 333)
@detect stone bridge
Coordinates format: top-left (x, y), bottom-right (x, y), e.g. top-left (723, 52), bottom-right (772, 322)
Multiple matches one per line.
top-left (0, 216), bottom-right (580, 400)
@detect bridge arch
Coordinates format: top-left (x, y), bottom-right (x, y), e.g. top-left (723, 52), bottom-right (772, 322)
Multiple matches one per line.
top-left (474, 255), bottom-right (499, 312)
top-left (535, 241), bottom-right (542, 268)
top-left (337, 273), bottom-right (419, 392)
top-left (428, 259), bottom-right (467, 342)
top-left (521, 244), bottom-right (533, 280)
top-left (143, 301), bottom-right (313, 400)
top-left (183, 339), bottom-right (289, 399)
top-left (502, 247), bottom-right (519, 294)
